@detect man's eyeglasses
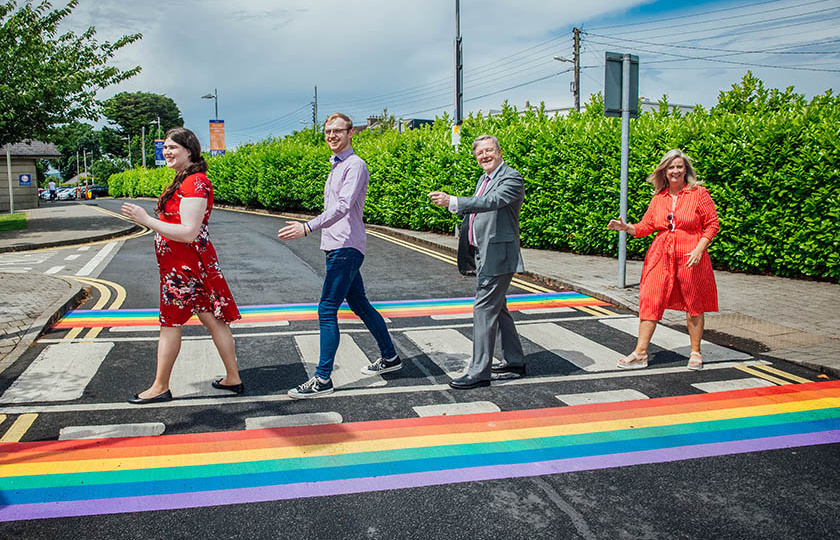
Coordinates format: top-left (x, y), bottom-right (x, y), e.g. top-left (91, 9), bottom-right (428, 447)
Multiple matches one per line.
top-left (324, 128), bottom-right (350, 136)
top-left (667, 213), bottom-right (675, 231)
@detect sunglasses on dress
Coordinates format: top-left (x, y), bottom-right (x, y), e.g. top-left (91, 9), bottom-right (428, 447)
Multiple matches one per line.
top-left (667, 213), bottom-right (675, 231)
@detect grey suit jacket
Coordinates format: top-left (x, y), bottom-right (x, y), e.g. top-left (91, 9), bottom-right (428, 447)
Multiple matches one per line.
top-left (456, 162), bottom-right (525, 278)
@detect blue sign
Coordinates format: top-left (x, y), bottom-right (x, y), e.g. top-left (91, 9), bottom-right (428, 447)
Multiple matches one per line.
top-left (18, 174), bottom-right (31, 186)
top-left (210, 150), bottom-right (226, 157)
top-left (154, 139), bottom-right (165, 166)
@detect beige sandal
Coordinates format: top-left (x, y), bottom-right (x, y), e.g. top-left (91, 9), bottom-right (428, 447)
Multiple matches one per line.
top-left (687, 351), bottom-right (703, 370)
top-left (617, 351), bottom-right (648, 369)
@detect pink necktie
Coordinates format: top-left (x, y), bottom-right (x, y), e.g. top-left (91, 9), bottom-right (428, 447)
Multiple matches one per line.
top-left (469, 175), bottom-right (490, 246)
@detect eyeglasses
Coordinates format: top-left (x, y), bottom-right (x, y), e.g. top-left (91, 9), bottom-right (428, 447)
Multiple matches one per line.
top-left (666, 213), bottom-right (675, 231)
top-left (324, 128), bottom-right (350, 136)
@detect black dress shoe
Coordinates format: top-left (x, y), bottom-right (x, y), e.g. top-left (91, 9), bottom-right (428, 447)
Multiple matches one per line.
top-left (212, 377), bottom-right (245, 394)
top-left (491, 362), bottom-right (526, 376)
top-left (128, 390), bottom-right (173, 404)
top-left (449, 375), bottom-right (491, 390)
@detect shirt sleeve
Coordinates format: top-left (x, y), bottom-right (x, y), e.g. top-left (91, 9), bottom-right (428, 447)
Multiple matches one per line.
top-left (632, 196), bottom-right (658, 238)
top-left (307, 159), bottom-right (368, 231)
top-left (697, 187), bottom-right (720, 241)
top-left (180, 173), bottom-right (211, 199)
top-left (448, 197), bottom-right (458, 213)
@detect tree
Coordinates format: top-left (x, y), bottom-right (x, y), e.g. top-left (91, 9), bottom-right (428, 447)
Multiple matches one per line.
top-left (0, 0), bottom-right (142, 147)
top-left (101, 91), bottom-right (183, 166)
top-left (49, 121), bottom-right (98, 180)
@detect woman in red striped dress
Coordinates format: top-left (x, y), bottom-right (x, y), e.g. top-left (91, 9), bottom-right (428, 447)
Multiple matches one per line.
top-left (607, 149), bottom-right (720, 370)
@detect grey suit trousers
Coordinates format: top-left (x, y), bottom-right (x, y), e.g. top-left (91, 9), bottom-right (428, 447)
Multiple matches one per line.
top-left (466, 269), bottom-right (526, 380)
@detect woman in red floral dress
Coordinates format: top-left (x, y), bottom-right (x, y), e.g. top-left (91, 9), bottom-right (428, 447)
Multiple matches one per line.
top-left (121, 127), bottom-right (243, 404)
top-left (608, 149), bottom-right (720, 371)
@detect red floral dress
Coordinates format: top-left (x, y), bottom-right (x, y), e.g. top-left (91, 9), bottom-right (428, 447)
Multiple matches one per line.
top-left (632, 185), bottom-right (720, 320)
top-left (155, 172), bottom-right (240, 327)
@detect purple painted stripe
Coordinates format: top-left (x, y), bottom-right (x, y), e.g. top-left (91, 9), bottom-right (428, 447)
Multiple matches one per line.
top-left (3, 430), bottom-right (838, 522)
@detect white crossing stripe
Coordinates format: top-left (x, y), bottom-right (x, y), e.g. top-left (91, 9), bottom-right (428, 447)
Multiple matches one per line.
top-left (245, 412), bottom-right (343, 430)
top-left (691, 378), bottom-right (775, 393)
top-left (169, 340), bottom-right (245, 398)
top-left (339, 318), bottom-right (391, 324)
top-left (232, 321), bottom-right (290, 328)
top-left (59, 422), bottom-right (165, 440)
top-left (430, 313), bottom-right (473, 320)
top-left (598, 318), bottom-right (752, 361)
top-left (555, 389), bottom-right (649, 406)
top-left (64, 254), bottom-right (81, 261)
top-left (518, 322), bottom-right (623, 372)
top-left (109, 326), bottom-right (160, 333)
top-left (294, 334), bottom-right (386, 389)
top-left (403, 328), bottom-right (473, 378)
top-left (520, 307), bottom-right (576, 315)
top-left (76, 241), bottom-right (119, 276)
top-left (0, 342), bottom-right (114, 403)
top-left (413, 401), bottom-right (500, 417)
top-left (44, 266), bottom-right (65, 274)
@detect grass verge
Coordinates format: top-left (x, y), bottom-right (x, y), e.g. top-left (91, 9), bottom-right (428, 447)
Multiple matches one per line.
top-left (0, 212), bottom-right (27, 231)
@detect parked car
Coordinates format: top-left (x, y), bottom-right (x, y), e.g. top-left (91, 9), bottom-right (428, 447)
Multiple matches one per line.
top-left (83, 184), bottom-right (109, 199)
top-left (56, 187), bottom-right (76, 200)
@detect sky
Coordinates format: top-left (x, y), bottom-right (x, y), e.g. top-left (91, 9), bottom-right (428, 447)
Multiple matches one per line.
top-left (59, 0), bottom-right (840, 150)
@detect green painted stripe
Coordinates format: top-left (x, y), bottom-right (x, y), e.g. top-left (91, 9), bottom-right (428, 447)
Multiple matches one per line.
top-left (5, 406), bottom-right (839, 491)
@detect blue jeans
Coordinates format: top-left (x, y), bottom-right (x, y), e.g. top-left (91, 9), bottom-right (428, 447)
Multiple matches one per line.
top-left (315, 248), bottom-right (396, 380)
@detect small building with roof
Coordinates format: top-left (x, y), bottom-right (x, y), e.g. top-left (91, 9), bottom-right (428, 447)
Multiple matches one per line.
top-left (1, 141), bottom-right (61, 212)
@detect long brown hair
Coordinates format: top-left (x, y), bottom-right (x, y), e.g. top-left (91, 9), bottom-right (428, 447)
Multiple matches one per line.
top-left (157, 127), bottom-right (208, 214)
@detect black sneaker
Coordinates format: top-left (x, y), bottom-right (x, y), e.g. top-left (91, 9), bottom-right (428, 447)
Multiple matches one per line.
top-left (288, 376), bottom-right (334, 399)
top-left (360, 355), bottom-right (402, 376)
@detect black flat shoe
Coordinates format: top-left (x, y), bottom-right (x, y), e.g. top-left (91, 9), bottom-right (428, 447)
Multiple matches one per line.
top-left (449, 375), bottom-right (491, 390)
top-left (212, 378), bottom-right (244, 394)
top-left (491, 362), bottom-right (526, 376)
top-left (128, 390), bottom-right (173, 404)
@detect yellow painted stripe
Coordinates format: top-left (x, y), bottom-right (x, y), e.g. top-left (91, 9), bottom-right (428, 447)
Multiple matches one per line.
top-left (735, 365), bottom-right (791, 386)
top-left (83, 276), bottom-right (128, 310)
top-left (61, 327), bottom-right (84, 341)
top-left (591, 305), bottom-right (615, 316)
top-left (0, 414), bottom-right (5, 426)
top-left (752, 364), bottom-right (811, 384)
top-left (73, 278), bottom-right (112, 340)
top-left (0, 413), bottom-right (37, 443)
top-left (575, 306), bottom-right (602, 317)
top-left (4, 396), bottom-right (838, 477)
top-left (367, 230), bottom-right (458, 266)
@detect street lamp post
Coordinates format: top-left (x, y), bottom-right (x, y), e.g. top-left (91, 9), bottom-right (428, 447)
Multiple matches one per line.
top-left (554, 55), bottom-right (580, 112)
top-left (123, 135), bottom-right (131, 168)
top-left (201, 89), bottom-right (219, 120)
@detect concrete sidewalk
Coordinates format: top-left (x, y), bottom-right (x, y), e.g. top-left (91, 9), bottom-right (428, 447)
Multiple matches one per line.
top-left (1, 202), bottom-right (838, 377)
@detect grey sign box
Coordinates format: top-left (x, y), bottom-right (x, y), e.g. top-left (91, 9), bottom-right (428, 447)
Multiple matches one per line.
top-left (604, 52), bottom-right (639, 118)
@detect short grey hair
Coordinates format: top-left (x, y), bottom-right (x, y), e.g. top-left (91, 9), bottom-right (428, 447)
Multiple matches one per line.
top-left (472, 134), bottom-right (500, 154)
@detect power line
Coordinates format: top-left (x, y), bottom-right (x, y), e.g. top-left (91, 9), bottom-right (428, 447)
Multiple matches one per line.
top-left (586, 32), bottom-right (840, 55)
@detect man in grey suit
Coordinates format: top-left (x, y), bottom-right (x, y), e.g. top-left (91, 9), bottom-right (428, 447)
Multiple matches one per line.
top-left (429, 134), bottom-right (527, 389)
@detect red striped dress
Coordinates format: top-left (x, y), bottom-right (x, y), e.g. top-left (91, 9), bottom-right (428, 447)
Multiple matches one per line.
top-left (632, 185), bottom-right (720, 320)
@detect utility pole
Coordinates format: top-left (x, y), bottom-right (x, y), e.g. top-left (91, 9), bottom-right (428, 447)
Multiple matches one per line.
top-left (124, 135), bottom-right (131, 168)
top-left (454, 0), bottom-right (463, 126)
top-left (141, 126), bottom-right (146, 168)
top-left (572, 27), bottom-right (581, 112)
top-left (312, 85), bottom-right (318, 142)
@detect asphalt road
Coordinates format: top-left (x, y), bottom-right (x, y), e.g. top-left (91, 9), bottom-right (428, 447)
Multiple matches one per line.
top-left (0, 199), bottom-right (838, 539)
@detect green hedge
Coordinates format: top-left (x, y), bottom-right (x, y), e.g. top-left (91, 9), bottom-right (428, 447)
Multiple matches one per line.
top-left (107, 74), bottom-right (840, 281)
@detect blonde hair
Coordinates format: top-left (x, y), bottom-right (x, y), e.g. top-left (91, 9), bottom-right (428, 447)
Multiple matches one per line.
top-left (325, 113), bottom-right (353, 130)
top-left (646, 149), bottom-right (702, 193)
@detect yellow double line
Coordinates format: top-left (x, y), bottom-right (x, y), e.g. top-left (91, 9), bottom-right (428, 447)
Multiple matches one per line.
top-left (735, 363), bottom-right (812, 385)
top-left (60, 276), bottom-right (127, 341)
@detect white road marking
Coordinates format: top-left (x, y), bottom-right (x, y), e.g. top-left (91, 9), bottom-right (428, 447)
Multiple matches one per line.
top-left (232, 321), bottom-right (290, 328)
top-left (0, 342), bottom-right (114, 403)
top-left (555, 389), bottom-right (649, 406)
top-left (168, 340), bottom-right (246, 398)
top-left (59, 422), bottom-right (165, 440)
top-left (598, 318), bottom-right (752, 361)
top-left (413, 401), bottom-right (500, 417)
top-left (294, 334), bottom-right (387, 389)
top-left (339, 317), bottom-right (392, 324)
top-left (0, 360), bottom-right (771, 414)
top-left (520, 307), bottom-right (576, 315)
top-left (0, 269), bottom-right (29, 273)
top-left (403, 328), bottom-right (473, 377)
top-left (431, 313), bottom-right (474, 320)
top-left (44, 266), bottom-right (65, 274)
top-left (108, 326), bottom-right (161, 333)
top-left (64, 254), bottom-right (81, 261)
top-left (76, 241), bottom-right (119, 276)
top-left (518, 322), bottom-right (624, 372)
top-left (691, 378), bottom-right (775, 393)
top-left (245, 412), bottom-right (343, 430)
top-left (77, 246), bottom-right (90, 251)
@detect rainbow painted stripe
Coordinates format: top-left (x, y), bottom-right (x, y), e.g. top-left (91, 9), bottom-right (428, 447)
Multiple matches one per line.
top-left (53, 291), bottom-right (609, 328)
top-left (0, 381), bottom-right (838, 521)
